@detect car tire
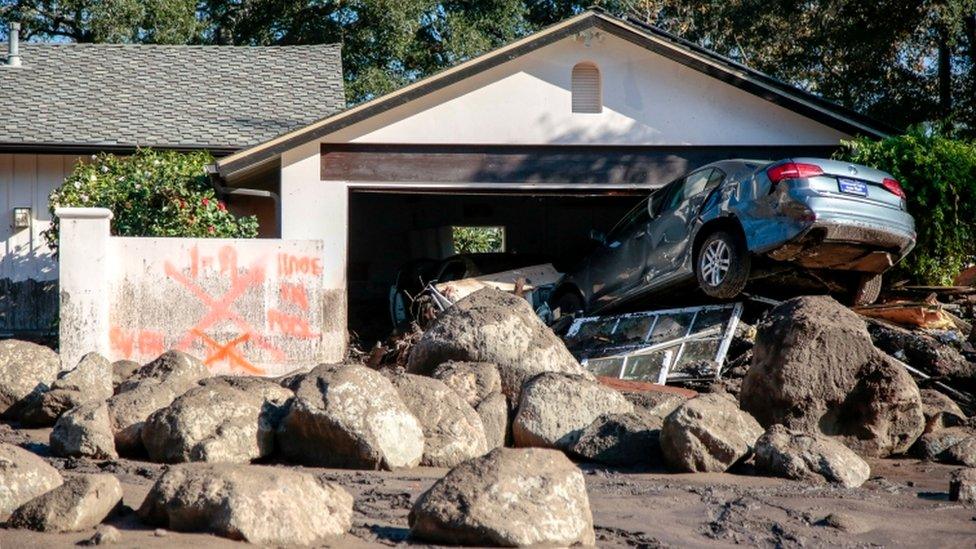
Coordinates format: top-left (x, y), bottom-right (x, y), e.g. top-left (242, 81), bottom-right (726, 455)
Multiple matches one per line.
top-left (695, 230), bottom-right (751, 299)
top-left (851, 273), bottom-right (882, 306)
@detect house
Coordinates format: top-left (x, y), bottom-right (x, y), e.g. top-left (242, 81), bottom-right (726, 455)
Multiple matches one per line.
top-left (211, 9), bottom-right (892, 351)
top-left (0, 23), bottom-right (345, 336)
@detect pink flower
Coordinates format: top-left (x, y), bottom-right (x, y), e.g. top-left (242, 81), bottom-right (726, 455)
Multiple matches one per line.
top-left (202, 198), bottom-right (210, 207)
top-left (208, 225), bottom-right (215, 234)
top-left (217, 202), bottom-right (226, 212)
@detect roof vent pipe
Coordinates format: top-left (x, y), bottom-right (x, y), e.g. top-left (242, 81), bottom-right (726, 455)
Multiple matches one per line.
top-left (7, 22), bottom-right (21, 67)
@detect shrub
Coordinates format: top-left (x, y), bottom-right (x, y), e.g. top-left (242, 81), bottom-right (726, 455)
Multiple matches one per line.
top-left (452, 226), bottom-right (505, 253)
top-left (45, 149), bottom-right (258, 251)
top-left (834, 129), bottom-right (976, 285)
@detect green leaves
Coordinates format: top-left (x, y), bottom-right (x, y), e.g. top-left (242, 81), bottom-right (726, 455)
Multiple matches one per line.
top-left (45, 149), bottom-right (259, 251)
top-left (834, 129), bottom-right (976, 285)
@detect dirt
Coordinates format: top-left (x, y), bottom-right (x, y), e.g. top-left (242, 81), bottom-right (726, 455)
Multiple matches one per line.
top-left (1, 422), bottom-right (974, 548)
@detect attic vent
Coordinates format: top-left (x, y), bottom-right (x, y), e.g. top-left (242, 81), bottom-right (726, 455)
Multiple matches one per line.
top-left (571, 62), bottom-right (601, 114)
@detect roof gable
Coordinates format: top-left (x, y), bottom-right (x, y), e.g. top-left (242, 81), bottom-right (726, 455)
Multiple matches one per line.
top-left (0, 43), bottom-right (345, 151)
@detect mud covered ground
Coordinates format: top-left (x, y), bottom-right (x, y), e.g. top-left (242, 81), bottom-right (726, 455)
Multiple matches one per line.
top-left (1, 423), bottom-right (973, 548)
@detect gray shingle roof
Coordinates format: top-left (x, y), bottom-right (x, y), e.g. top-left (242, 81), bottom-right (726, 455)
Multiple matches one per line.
top-left (0, 43), bottom-right (345, 150)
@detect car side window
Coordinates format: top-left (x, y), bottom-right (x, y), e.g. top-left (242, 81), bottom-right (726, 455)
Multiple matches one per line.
top-left (682, 169), bottom-right (717, 198)
top-left (607, 198), bottom-right (650, 243)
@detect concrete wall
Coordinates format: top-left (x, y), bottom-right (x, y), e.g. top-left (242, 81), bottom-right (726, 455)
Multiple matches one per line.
top-left (0, 154), bottom-right (80, 334)
top-left (57, 207), bottom-right (342, 374)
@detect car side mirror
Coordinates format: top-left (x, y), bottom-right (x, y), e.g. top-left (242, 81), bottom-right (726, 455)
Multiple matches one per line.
top-left (589, 229), bottom-right (607, 245)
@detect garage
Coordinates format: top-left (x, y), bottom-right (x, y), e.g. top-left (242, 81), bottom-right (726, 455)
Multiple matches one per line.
top-left (213, 11), bottom-right (890, 362)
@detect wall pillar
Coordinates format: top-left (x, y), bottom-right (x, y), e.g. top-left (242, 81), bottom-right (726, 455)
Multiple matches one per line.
top-left (56, 207), bottom-right (113, 370)
top-left (280, 141), bottom-right (348, 361)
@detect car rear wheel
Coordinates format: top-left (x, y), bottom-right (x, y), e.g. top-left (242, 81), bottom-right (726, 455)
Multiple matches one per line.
top-left (696, 230), bottom-right (751, 299)
top-left (850, 273), bottom-right (882, 306)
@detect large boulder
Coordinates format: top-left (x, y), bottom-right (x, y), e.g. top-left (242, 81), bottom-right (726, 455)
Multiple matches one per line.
top-left (740, 296), bottom-right (924, 457)
top-left (407, 288), bottom-right (591, 399)
top-left (141, 379), bottom-right (292, 464)
top-left (138, 463), bottom-right (353, 545)
top-left (513, 373), bottom-right (633, 451)
top-left (911, 426), bottom-right (975, 461)
top-left (754, 425), bottom-right (871, 488)
top-left (50, 401), bottom-right (118, 460)
top-left (945, 436), bottom-right (976, 467)
top-left (277, 363), bottom-right (424, 469)
top-left (570, 412), bottom-right (660, 467)
top-left (21, 353), bottom-right (113, 427)
top-left (476, 391), bottom-right (509, 450)
top-left (0, 443), bottom-right (63, 521)
top-left (920, 389), bottom-right (966, 432)
top-left (111, 360), bottom-right (140, 391)
top-left (409, 447), bottom-right (595, 546)
top-left (7, 474), bottom-right (122, 532)
top-left (0, 339), bottom-right (61, 418)
top-left (661, 393), bottom-right (763, 472)
top-left (432, 361), bottom-right (509, 449)
top-left (106, 350), bottom-right (210, 455)
top-left (392, 374), bottom-right (488, 467)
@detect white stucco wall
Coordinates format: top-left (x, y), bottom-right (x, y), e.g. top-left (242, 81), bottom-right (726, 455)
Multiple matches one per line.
top-left (326, 32), bottom-right (849, 146)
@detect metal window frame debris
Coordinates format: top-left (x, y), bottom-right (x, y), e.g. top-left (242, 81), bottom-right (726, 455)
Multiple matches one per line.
top-left (564, 302), bottom-right (743, 384)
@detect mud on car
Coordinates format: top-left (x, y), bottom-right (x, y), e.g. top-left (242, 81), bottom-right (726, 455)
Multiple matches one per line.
top-left (552, 158), bottom-right (916, 314)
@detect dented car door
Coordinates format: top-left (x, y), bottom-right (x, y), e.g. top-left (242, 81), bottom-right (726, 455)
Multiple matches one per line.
top-left (646, 169), bottom-right (723, 281)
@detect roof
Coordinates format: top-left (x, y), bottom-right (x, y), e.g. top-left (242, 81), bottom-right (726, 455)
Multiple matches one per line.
top-left (215, 10), bottom-right (894, 179)
top-left (0, 43), bottom-right (345, 152)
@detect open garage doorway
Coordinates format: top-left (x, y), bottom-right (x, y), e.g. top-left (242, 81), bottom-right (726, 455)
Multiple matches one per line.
top-left (347, 189), bottom-right (643, 345)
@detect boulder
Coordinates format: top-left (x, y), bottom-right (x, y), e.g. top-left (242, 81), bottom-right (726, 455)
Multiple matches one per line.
top-left (739, 296), bottom-right (924, 457)
top-left (7, 474), bottom-right (122, 532)
top-left (570, 412), bottom-right (660, 467)
top-left (0, 339), bottom-right (61, 418)
top-left (138, 463), bottom-right (353, 545)
top-left (110, 360), bottom-right (140, 391)
top-left (50, 401), bottom-right (118, 460)
top-left (392, 374), bottom-right (488, 467)
top-left (85, 524), bottom-right (122, 545)
top-left (753, 425), bottom-right (871, 487)
top-left (277, 363), bottom-right (424, 469)
top-left (513, 373), bottom-right (633, 451)
top-left (476, 391), bottom-right (509, 449)
top-left (624, 390), bottom-right (687, 418)
top-left (431, 361), bottom-right (502, 408)
top-left (21, 353), bottom-right (113, 427)
top-left (911, 426), bottom-right (975, 461)
top-left (0, 443), bottom-right (63, 521)
top-left (949, 468), bottom-right (976, 506)
top-left (407, 288), bottom-right (591, 399)
top-left (106, 350), bottom-right (210, 455)
top-left (945, 436), bottom-right (976, 467)
top-left (661, 393), bottom-right (763, 472)
top-left (141, 379), bottom-right (292, 464)
top-left (409, 447), bottom-right (595, 546)
top-left (919, 389), bottom-right (966, 432)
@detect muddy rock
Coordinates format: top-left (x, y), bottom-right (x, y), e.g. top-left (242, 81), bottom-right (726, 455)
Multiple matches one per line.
top-left (740, 296), bottom-right (924, 457)
top-left (138, 463), bottom-right (353, 545)
top-left (476, 391), bottom-right (509, 449)
top-left (945, 436), bottom-right (976, 467)
top-left (85, 524), bottom-right (121, 545)
top-left (431, 361), bottom-right (502, 408)
top-left (7, 474), bottom-right (122, 532)
top-left (911, 426), bottom-right (975, 461)
top-left (107, 350), bottom-right (210, 455)
top-left (949, 467), bottom-right (976, 505)
top-left (624, 390), bottom-right (688, 418)
top-left (409, 447), bottom-right (595, 546)
top-left (141, 380), bottom-right (292, 464)
top-left (110, 360), bottom-right (140, 392)
top-left (0, 339), bottom-right (61, 419)
top-left (754, 425), bottom-right (871, 487)
top-left (0, 443), bottom-right (63, 521)
top-left (821, 512), bottom-right (869, 534)
top-left (22, 353), bottom-right (114, 427)
top-left (570, 412), bottom-right (661, 467)
top-left (50, 401), bottom-right (118, 460)
top-left (513, 372), bottom-right (633, 451)
top-left (661, 393), bottom-right (763, 473)
top-left (407, 288), bottom-right (591, 400)
top-left (919, 389), bottom-right (966, 432)
top-left (392, 374), bottom-right (488, 467)
top-left (277, 363), bottom-right (424, 469)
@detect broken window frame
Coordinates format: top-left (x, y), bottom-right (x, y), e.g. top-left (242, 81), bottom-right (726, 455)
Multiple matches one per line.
top-left (564, 302), bottom-right (743, 383)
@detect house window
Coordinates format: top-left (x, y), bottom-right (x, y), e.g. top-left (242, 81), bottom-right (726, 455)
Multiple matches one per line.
top-left (572, 62), bottom-right (602, 113)
top-left (452, 226), bottom-right (506, 253)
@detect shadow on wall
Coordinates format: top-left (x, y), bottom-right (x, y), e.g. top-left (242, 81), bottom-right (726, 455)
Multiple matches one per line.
top-left (0, 247), bottom-right (58, 337)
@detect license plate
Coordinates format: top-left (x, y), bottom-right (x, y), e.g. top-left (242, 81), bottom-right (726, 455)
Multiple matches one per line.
top-left (837, 177), bottom-right (868, 197)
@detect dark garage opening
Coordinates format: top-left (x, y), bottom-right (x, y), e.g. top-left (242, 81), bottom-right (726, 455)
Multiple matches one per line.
top-left (347, 190), bottom-right (643, 344)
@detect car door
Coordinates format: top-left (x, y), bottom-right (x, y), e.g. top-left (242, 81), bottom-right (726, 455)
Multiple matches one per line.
top-left (587, 197), bottom-right (652, 308)
top-left (645, 168), bottom-right (724, 281)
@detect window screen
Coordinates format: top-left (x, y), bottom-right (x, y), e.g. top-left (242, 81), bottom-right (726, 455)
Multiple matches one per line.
top-left (572, 62), bottom-right (602, 114)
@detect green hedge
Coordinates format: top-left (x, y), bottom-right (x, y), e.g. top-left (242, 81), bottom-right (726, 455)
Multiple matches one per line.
top-left (834, 130), bottom-right (976, 285)
top-left (45, 149), bottom-right (258, 251)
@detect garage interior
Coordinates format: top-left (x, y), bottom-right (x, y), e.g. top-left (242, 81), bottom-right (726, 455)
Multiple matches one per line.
top-left (347, 190), bottom-right (641, 342)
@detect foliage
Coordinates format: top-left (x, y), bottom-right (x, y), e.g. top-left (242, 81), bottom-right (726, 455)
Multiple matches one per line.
top-left (453, 226), bottom-right (505, 254)
top-left (44, 149), bottom-right (259, 251)
top-left (834, 129), bottom-right (976, 284)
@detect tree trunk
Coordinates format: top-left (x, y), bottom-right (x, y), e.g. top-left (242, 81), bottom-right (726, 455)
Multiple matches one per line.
top-left (938, 37), bottom-right (952, 116)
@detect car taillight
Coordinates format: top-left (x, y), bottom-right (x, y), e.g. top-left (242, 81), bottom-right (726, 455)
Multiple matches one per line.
top-left (766, 162), bottom-right (824, 186)
top-left (882, 177), bottom-right (906, 199)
